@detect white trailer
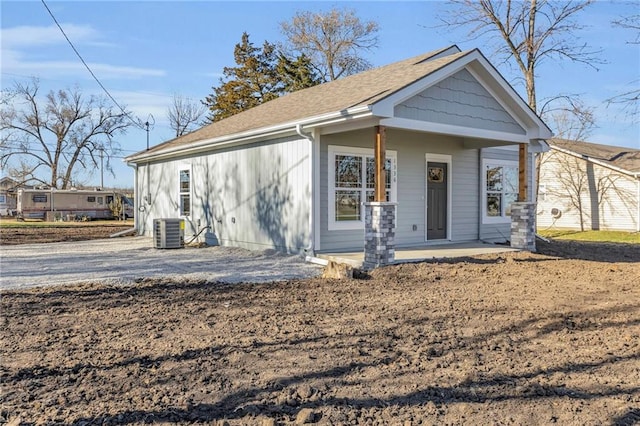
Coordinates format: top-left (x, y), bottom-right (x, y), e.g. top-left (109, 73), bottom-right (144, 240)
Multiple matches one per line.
top-left (16, 188), bottom-right (134, 221)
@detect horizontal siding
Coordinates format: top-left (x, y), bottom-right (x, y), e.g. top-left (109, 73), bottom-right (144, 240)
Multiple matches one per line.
top-left (537, 150), bottom-right (639, 232)
top-left (319, 128), bottom-right (480, 251)
top-left (137, 136), bottom-right (312, 253)
top-left (394, 69), bottom-right (526, 135)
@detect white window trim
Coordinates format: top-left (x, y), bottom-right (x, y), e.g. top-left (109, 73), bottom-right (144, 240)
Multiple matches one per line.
top-left (179, 165), bottom-right (192, 217)
top-left (328, 145), bottom-right (397, 231)
top-left (482, 158), bottom-right (518, 224)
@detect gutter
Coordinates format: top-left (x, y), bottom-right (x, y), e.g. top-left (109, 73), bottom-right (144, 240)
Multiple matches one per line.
top-left (295, 124), bottom-right (316, 256)
top-left (126, 106), bottom-right (372, 164)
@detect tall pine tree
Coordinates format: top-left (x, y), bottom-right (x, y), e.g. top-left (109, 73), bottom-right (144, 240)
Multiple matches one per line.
top-left (203, 33), bottom-right (320, 122)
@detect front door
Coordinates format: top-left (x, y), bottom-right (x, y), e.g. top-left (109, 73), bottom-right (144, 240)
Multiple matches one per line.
top-left (426, 162), bottom-right (447, 240)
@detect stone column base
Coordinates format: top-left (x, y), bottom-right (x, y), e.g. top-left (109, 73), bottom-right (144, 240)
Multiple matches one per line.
top-left (510, 202), bottom-right (536, 251)
top-left (363, 202), bottom-right (397, 270)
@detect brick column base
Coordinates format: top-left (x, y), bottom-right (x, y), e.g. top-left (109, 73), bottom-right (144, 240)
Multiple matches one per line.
top-left (510, 202), bottom-right (536, 251)
top-left (364, 202), bottom-right (397, 270)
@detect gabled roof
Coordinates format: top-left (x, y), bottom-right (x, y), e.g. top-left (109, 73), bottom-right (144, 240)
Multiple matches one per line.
top-left (550, 138), bottom-right (640, 175)
top-left (127, 45), bottom-right (550, 162)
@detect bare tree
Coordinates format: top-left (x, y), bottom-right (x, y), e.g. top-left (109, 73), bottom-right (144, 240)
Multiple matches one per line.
top-left (541, 96), bottom-right (596, 142)
top-left (167, 94), bottom-right (206, 137)
top-left (280, 8), bottom-right (379, 82)
top-left (440, 0), bottom-right (600, 113)
top-left (606, 13), bottom-right (639, 122)
top-left (0, 80), bottom-right (131, 189)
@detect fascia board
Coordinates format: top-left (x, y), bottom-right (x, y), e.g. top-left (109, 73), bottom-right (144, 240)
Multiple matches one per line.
top-left (380, 117), bottom-right (530, 144)
top-left (371, 49), bottom-right (553, 140)
top-left (126, 106), bottom-right (372, 163)
top-left (468, 53), bottom-right (553, 138)
top-left (371, 50), bottom-right (478, 117)
top-left (551, 145), bottom-right (638, 177)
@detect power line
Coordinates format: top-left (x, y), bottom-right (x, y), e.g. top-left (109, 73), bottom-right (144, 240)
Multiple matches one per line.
top-left (40, 0), bottom-right (146, 130)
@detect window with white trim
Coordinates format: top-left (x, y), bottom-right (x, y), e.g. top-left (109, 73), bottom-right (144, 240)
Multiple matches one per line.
top-left (0, 194), bottom-right (6, 203)
top-left (179, 168), bottom-right (191, 216)
top-left (482, 159), bottom-right (518, 223)
top-left (328, 146), bottom-right (397, 230)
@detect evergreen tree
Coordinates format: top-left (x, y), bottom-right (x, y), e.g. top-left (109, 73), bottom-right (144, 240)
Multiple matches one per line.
top-left (276, 53), bottom-right (321, 93)
top-left (203, 33), bottom-right (320, 122)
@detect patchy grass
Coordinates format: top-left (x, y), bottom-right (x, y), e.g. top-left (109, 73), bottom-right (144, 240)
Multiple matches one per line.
top-left (0, 217), bottom-right (133, 228)
top-left (539, 229), bottom-right (640, 244)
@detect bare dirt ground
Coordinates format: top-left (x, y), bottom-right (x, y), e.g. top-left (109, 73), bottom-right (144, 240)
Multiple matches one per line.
top-left (0, 223), bottom-right (133, 245)
top-left (1, 230), bottom-right (639, 425)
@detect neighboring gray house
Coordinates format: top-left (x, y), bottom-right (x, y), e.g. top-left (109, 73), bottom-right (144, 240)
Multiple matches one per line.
top-left (537, 139), bottom-right (640, 232)
top-left (126, 46), bottom-right (552, 254)
top-left (0, 177), bottom-right (19, 216)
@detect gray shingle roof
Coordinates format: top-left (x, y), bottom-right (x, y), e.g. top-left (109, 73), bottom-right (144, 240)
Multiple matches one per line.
top-left (550, 138), bottom-right (640, 174)
top-left (134, 46), bottom-right (471, 158)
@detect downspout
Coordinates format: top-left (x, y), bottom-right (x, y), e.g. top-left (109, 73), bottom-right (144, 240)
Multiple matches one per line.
top-left (296, 124), bottom-right (315, 255)
top-left (478, 148), bottom-right (483, 241)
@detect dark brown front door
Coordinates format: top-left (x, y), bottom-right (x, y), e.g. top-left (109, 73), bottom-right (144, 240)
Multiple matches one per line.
top-left (427, 162), bottom-right (447, 240)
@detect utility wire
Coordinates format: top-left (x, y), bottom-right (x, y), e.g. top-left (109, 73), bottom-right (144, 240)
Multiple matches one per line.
top-left (40, 0), bottom-right (146, 130)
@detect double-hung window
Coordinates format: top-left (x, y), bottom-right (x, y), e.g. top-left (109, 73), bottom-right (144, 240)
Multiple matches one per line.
top-left (179, 168), bottom-right (191, 216)
top-left (482, 159), bottom-right (518, 223)
top-left (328, 146), bottom-right (397, 230)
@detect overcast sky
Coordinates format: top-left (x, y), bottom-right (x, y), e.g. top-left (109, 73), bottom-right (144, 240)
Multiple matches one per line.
top-left (2, 0), bottom-right (639, 188)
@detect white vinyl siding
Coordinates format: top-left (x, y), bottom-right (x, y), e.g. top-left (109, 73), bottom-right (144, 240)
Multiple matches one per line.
top-left (136, 136), bottom-right (312, 253)
top-left (537, 149), bottom-right (639, 232)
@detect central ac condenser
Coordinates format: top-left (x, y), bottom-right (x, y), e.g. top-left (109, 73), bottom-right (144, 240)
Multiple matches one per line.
top-left (153, 218), bottom-right (185, 249)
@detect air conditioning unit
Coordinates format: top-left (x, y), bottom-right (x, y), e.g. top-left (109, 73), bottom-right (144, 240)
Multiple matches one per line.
top-left (153, 218), bottom-right (185, 249)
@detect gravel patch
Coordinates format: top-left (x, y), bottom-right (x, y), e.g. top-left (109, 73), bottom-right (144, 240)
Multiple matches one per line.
top-left (0, 237), bottom-right (322, 290)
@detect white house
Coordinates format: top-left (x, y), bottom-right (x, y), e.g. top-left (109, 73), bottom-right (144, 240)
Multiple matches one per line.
top-left (126, 46), bottom-right (552, 255)
top-left (537, 139), bottom-right (640, 232)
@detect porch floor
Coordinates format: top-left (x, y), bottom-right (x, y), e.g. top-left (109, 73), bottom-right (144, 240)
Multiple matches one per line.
top-left (316, 241), bottom-right (518, 268)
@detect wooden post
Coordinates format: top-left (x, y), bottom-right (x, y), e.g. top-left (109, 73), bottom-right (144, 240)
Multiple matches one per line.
top-left (518, 143), bottom-right (528, 202)
top-left (375, 125), bottom-right (386, 202)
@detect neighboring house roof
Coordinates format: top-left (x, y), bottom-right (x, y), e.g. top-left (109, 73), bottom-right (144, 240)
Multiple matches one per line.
top-left (550, 138), bottom-right (640, 175)
top-left (127, 45), bottom-right (551, 162)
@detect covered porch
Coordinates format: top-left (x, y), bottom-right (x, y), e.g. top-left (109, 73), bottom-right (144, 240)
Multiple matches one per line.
top-left (315, 241), bottom-right (519, 269)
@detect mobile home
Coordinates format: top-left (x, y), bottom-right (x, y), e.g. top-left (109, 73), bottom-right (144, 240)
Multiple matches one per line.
top-left (17, 188), bottom-right (134, 221)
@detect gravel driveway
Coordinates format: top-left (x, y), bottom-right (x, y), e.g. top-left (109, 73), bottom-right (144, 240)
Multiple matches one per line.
top-left (0, 237), bottom-right (322, 290)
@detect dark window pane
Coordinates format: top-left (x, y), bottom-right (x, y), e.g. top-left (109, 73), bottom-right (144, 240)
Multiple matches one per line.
top-left (180, 170), bottom-right (190, 192)
top-left (335, 190), bottom-right (360, 221)
top-left (486, 166), bottom-right (503, 191)
top-left (336, 155), bottom-right (361, 188)
top-left (487, 194), bottom-right (501, 217)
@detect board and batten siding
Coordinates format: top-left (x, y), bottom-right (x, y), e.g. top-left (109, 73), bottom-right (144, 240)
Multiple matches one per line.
top-left (394, 69), bottom-right (526, 136)
top-left (537, 150), bottom-right (639, 232)
top-left (319, 128), bottom-right (479, 252)
top-left (137, 136), bottom-right (312, 253)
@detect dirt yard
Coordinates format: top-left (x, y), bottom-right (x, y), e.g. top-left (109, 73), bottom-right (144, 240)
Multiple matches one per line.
top-left (0, 222), bottom-right (133, 245)
top-left (1, 230), bottom-right (639, 425)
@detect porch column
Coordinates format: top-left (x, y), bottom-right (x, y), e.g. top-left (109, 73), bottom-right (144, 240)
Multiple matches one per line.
top-left (511, 143), bottom-right (536, 251)
top-left (364, 202), bottom-right (397, 270)
top-left (363, 125), bottom-right (396, 270)
top-left (518, 143), bottom-right (528, 201)
top-left (511, 202), bottom-right (536, 251)
top-left (374, 125), bottom-right (386, 202)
